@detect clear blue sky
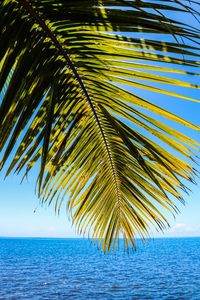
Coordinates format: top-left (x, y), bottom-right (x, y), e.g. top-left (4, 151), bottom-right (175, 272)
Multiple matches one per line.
top-left (0, 5), bottom-right (200, 239)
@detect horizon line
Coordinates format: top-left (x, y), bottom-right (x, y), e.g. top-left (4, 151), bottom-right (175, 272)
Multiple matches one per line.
top-left (1, 235), bottom-right (200, 240)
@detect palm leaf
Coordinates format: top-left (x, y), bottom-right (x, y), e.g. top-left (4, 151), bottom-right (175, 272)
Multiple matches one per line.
top-left (0, 0), bottom-right (200, 252)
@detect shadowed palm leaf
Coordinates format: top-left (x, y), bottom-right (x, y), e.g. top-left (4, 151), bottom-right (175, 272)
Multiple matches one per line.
top-left (0, 0), bottom-right (200, 251)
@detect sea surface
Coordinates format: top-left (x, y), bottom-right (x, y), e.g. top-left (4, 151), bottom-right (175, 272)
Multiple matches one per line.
top-left (0, 237), bottom-right (200, 299)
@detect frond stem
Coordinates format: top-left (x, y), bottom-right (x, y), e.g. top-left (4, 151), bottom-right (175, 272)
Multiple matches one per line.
top-left (17, 0), bottom-right (122, 220)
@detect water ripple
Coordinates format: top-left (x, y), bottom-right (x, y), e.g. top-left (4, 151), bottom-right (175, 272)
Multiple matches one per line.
top-left (0, 237), bottom-right (200, 299)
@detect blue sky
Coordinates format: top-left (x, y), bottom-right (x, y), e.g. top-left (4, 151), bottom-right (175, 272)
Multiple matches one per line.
top-left (0, 166), bottom-right (76, 238)
top-left (1, 3), bottom-right (200, 239)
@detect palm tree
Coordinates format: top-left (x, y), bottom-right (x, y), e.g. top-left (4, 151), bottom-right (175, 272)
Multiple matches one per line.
top-left (0, 0), bottom-right (200, 252)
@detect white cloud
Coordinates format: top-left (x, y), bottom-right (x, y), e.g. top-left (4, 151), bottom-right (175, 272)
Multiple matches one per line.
top-left (153, 223), bottom-right (200, 238)
top-left (165, 223), bottom-right (200, 237)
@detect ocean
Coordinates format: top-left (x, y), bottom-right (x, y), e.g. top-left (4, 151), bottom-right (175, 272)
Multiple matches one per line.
top-left (0, 237), bottom-right (200, 299)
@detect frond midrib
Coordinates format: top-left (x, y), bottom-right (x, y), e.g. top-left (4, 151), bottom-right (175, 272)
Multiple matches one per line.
top-left (17, 0), bottom-right (122, 217)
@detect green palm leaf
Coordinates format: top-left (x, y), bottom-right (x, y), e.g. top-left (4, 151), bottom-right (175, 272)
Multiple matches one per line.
top-left (0, 0), bottom-right (200, 252)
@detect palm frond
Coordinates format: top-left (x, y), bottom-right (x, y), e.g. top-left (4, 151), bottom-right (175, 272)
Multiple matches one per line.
top-left (0, 0), bottom-right (200, 252)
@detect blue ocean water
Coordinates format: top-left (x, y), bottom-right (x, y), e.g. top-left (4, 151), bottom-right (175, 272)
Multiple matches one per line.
top-left (0, 237), bottom-right (200, 299)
